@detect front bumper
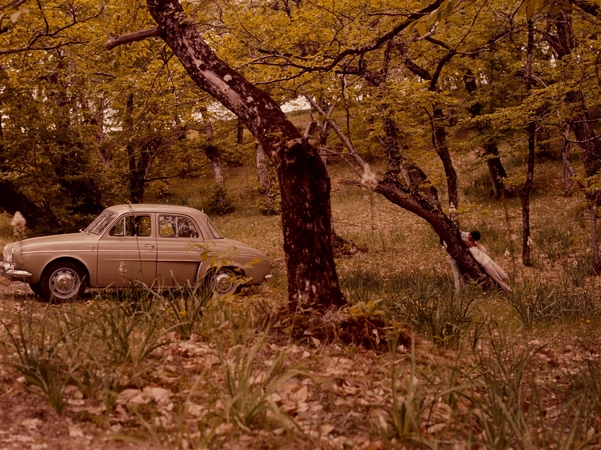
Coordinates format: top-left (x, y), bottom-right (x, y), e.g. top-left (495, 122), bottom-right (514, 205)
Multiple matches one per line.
top-left (0, 261), bottom-right (32, 282)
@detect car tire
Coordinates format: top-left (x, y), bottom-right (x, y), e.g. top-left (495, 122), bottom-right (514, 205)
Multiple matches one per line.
top-left (29, 282), bottom-right (43, 297)
top-left (208, 267), bottom-right (241, 295)
top-left (40, 261), bottom-right (87, 301)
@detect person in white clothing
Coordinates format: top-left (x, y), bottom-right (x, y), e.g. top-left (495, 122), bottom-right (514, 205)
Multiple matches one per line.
top-left (463, 231), bottom-right (511, 291)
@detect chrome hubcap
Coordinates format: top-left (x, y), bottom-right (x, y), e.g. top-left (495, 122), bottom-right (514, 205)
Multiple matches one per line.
top-left (212, 271), bottom-right (235, 294)
top-left (50, 269), bottom-right (79, 299)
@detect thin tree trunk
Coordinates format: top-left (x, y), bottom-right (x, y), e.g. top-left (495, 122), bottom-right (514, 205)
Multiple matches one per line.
top-left (548, 10), bottom-right (601, 179)
top-left (255, 143), bottom-right (277, 214)
top-left (305, 95), bottom-right (364, 169)
top-left (521, 124), bottom-right (535, 266)
top-left (203, 118), bottom-right (226, 189)
top-left (561, 124), bottom-right (576, 191)
top-left (588, 202), bottom-right (601, 273)
top-left (520, 19), bottom-right (535, 267)
top-left (463, 70), bottom-right (509, 198)
top-left (431, 106), bottom-right (459, 208)
top-left (484, 142), bottom-right (508, 198)
top-left (206, 145), bottom-right (224, 187)
top-left (237, 118), bottom-right (244, 144)
top-left (126, 93), bottom-right (140, 202)
top-left (547, 9), bottom-right (601, 273)
top-left (148, 0), bottom-right (344, 310)
top-left (380, 113), bottom-right (439, 204)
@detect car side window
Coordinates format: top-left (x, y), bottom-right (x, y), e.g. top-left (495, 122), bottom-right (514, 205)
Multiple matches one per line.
top-left (110, 215), bottom-right (152, 237)
top-left (159, 215), bottom-right (199, 239)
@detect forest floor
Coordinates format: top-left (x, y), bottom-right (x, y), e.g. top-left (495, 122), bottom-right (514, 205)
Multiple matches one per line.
top-left (0, 281), bottom-right (143, 449)
top-left (0, 278), bottom-right (600, 449)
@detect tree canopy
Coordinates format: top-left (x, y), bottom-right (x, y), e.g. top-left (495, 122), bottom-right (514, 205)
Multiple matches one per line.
top-left (3, 0), bottom-right (601, 303)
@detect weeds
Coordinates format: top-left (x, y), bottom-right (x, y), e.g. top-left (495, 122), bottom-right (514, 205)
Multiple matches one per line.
top-left (340, 268), bottom-right (382, 304)
top-left (3, 307), bottom-right (79, 413)
top-left (507, 278), bottom-right (601, 329)
top-left (533, 225), bottom-right (575, 263)
top-left (91, 296), bottom-right (167, 365)
top-left (379, 337), bottom-right (471, 445)
top-left (389, 273), bottom-right (478, 348)
top-left (379, 340), bottom-right (426, 443)
top-left (158, 282), bottom-right (212, 340)
top-left (214, 333), bottom-right (301, 432)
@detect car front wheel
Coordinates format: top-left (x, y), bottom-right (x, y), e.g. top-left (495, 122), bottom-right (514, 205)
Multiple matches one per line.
top-left (209, 267), bottom-right (241, 295)
top-left (40, 261), bottom-right (87, 301)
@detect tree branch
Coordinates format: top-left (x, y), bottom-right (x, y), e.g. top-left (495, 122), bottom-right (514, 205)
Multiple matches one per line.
top-left (0, 0), bottom-right (26, 12)
top-left (254, 0), bottom-right (445, 74)
top-left (105, 27), bottom-right (159, 50)
top-left (304, 95), bottom-right (366, 170)
top-left (571, 0), bottom-right (599, 17)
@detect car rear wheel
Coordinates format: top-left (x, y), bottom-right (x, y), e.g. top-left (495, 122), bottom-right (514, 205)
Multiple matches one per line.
top-left (208, 267), bottom-right (241, 295)
top-left (40, 261), bottom-right (87, 301)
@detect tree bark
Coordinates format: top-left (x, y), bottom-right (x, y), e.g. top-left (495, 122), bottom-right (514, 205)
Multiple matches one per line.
top-left (589, 203), bottom-right (601, 273)
top-left (520, 19), bottom-right (535, 267)
top-left (463, 70), bottom-right (510, 198)
top-left (520, 124), bottom-right (535, 267)
top-left (205, 145), bottom-right (225, 188)
top-left (381, 113), bottom-right (439, 204)
top-left (431, 106), bottom-right (459, 208)
top-left (255, 143), bottom-right (278, 214)
top-left (202, 117), bottom-right (229, 207)
top-left (147, 0), bottom-right (344, 310)
top-left (373, 180), bottom-right (492, 285)
top-left (237, 118), bottom-right (244, 145)
top-left (483, 142), bottom-right (508, 198)
top-left (561, 124), bottom-right (576, 191)
top-left (547, 10), bottom-right (601, 178)
top-left (126, 93), bottom-right (139, 202)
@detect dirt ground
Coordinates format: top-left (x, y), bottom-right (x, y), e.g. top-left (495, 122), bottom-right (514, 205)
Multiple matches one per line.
top-left (0, 281), bottom-right (144, 450)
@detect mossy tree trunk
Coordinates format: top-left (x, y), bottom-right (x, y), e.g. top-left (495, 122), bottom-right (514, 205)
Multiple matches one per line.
top-left (147, 0), bottom-right (345, 311)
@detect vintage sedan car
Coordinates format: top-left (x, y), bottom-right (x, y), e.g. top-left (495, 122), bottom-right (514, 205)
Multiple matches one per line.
top-left (0, 204), bottom-right (271, 301)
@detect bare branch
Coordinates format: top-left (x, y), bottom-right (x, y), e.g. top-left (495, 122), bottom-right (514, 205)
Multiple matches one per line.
top-left (0, 41), bottom-right (65, 56)
top-left (571, 0), bottom-right (600, 17)
top-left (0, 0), bottom-right (27, 12)
top-left (255, 0), bottom-right (445, 74)
top-left (304, 95), bottom-right (366, 170)
top-left (105, 27), bottom-right (159, 50)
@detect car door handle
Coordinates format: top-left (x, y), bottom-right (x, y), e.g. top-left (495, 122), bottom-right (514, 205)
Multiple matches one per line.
top-left (145, 244), bottom-right (155, 249)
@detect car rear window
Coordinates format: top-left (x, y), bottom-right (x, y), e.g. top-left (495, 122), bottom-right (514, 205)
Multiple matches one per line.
top-left (159, 216), bottom-right (200, 238)
top-left (86, 210), bottom-right (117, 234)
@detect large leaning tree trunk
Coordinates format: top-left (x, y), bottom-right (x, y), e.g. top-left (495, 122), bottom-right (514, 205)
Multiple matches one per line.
top-left (373, 180), bottom-right (491, 284)
top-left (145, 0), bottom-right (344, 310)
top-left (329, 62), bottom-right (495, 287)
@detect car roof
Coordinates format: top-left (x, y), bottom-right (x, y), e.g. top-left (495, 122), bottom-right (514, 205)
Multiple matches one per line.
top-left (106, 204), bottom-right (208, 218)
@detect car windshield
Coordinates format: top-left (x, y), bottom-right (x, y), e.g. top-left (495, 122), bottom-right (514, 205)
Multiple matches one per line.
top-left (207, 218), bottom-right (223, 239)
top-left (85, 210), bottom-right (117, 234)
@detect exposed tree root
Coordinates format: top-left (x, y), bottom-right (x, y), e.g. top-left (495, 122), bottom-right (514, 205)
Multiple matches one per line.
top-left (332, 233), bottom-right (368, 258)
top-left (276, 305), bottom-right (413, 352)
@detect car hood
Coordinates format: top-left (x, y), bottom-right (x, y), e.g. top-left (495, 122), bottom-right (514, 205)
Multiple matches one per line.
top-left (17, 232), bottom-right (98, 253)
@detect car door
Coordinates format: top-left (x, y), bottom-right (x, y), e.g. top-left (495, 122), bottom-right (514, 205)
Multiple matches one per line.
top-left (156, 214), bottom-right (204, 286)
top-left (96, 213), bottom-right (157, 286)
